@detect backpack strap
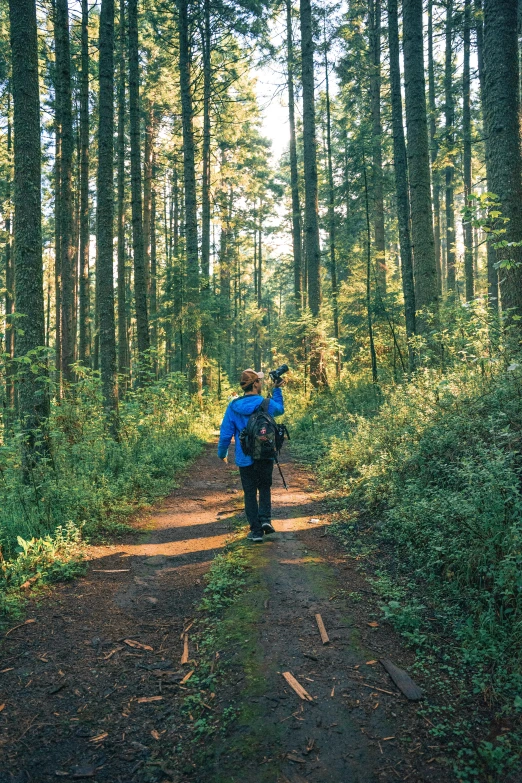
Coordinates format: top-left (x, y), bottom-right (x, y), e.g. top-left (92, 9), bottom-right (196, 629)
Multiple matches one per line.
top-left (261, 397), bottom-right (270, 413)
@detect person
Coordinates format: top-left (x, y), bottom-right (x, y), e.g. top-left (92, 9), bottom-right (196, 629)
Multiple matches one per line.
top-left (217, 368), bottom-right (285, 543)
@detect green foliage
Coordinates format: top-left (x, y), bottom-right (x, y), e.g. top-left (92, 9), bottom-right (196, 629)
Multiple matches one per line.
top-left (0, 369), bottom-right (217, 611)
top-left (291, 306), bottom-right (522, 776)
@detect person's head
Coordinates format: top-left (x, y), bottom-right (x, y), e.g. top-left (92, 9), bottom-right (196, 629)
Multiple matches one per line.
top-left (239, 368), bottom-right (264, 395)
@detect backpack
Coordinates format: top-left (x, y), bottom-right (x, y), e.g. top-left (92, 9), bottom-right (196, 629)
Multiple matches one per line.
top-left (239, 397), bottom-right (289, 460)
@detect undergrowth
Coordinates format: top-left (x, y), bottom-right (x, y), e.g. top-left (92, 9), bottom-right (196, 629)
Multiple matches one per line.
top-left (290, 304), bottom-right (522, 781)
top-left (0, 369), bottom-right (220, 614)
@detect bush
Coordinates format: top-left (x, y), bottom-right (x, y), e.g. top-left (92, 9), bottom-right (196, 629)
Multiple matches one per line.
top-left (0, 370), bottom-right (219, 609)
top-left (293, 360), bottom-right (522, 700)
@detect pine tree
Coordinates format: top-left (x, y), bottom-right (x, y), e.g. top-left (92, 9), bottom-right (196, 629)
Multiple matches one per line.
top-left (8, 0), bottom-right (50, 440)
top-left (300, 0), bottom-right (326, 387)
top-left (403, 0), bottom-right (438, 326)
top-left (128, 0), bottom-right (150, 362)
top-left (483, 0), bottom-right (522, 324)
top-left (78, 0), bottom-right (91, 365)
top-left (388, 0), bottom-right (415, 367)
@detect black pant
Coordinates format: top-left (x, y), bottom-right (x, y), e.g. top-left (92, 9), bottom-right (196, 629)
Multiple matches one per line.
top-left (239, 460), bottom-right (273, 535)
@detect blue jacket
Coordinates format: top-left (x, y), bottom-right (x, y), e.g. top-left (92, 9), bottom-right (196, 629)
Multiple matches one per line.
top-left (217, 388), bottom-right (284, 467)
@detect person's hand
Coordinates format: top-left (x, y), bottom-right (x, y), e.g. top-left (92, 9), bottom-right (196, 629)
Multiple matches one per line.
top-left (274, 377), bottom-right (286, 388)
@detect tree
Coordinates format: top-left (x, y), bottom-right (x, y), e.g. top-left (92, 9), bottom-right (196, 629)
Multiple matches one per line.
top-left (483, 0), bottom-right (522, 325)
top-left (444, 0), bottom-right (456, 291)
top-left (462, 0), bottom-right (474, 301)
top-left (128, 0), bottom-right (150, 362)
top-left (117, 0), bottom-right (129, 378)
top-left (403, 0), bottom-right (438, 326)
top-left (388, 0), bottom-right (415, 368)
top-left (55, 0), bottom-right (76, 383)
top-left (300, 0), bottom-right (326, 387)
top-left (475, 0), bottom-right (499, 309)
top-left (285, 0), bottom-right (303, 309)
top-left (96, 0), bottom-right (117, 422)
top-left (78, 0), bottom-right (90, 365)
top-left (8, 0), bottom-right (50, 441)
top-left (177, 0), bottom-right (201, 395)
top-left (368, 0), bottom-right (386, 294)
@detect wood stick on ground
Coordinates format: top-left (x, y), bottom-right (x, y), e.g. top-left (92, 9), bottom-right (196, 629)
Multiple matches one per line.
top-left (180, 633), bottom-right (189, 665)
top-left (92, 569), bottom-right (130, 573)
top-left (315, 613), bottom-right (330, 644)
top-left (282, 671), bottom-right (314, 702)
top-left (380, 658), bottom-right (423, 701)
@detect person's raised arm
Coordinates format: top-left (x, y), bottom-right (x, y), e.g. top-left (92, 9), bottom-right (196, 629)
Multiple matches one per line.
top-left (217, 405), bottom-right (234, 461)
top-left (269, 385), bottom-right (284, 417)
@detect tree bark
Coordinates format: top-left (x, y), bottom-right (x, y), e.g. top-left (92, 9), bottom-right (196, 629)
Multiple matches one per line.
top-left (9, 0), bottom-right (50, 439)
top-left (369, 0), bottom-right (386, 294)
top-left (143, 102), bottom-right (153, 293)
top-left (4, 88), bottom-right (14, 409)
top-left (300, 0), bottom-right (326, 387)
top-left (388, 0), bottom-right (416, 369)
top-left (96, 0), bottom-right (117, 423)
top-left (79, 0), bottom-right (91, 366)
top-left (177, 0), bottom-right (202, 396)
top-left (286, 0), bottom-right (303, 309)
top-left (483, 0), bottom-right (522, 323)
top-left (128, 0), bottom-right (150, 361)
top-left (55, 0), bottom-right (75, 383)
top-left (403, 0), bottom-right (438, 326)
top-left (427, 0), bottom-right (442, 295)
top-left (475, 0), bottom-right (499, 310)
top-left (444, 0), bottom-right (456, 291)
top-left (463, 0), bottom-right (474, 301)
top-left (324, 14), bottom-right (340, 377)
top-left (200, 0), bottom-right (211, 295)
top-left (117, 0), bottom-right (129, 379)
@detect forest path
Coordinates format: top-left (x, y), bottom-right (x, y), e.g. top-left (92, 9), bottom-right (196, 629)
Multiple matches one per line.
top-left (203, 456), bottom-right (452, 783)
top-left (0, 445), bottom-right (451, 783)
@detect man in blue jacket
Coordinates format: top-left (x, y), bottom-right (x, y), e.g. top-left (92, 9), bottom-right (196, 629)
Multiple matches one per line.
top-left (218, 368), bottom-right (285, 543)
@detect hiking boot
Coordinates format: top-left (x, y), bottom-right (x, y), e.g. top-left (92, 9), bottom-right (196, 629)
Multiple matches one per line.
top-left (246, 531), bottom-right (264, 543)
top-left (262, 522), bottom-right (275, 535)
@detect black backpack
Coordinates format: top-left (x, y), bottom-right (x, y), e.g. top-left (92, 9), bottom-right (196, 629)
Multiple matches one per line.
top-left (239, 398), bottom-right (289, 460)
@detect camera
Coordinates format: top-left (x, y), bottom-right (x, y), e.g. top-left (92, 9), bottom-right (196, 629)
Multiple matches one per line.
top-left (269, 364), bottom-right (289, 383)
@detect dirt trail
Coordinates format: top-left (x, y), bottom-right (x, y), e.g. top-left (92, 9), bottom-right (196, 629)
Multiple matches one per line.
top-left (0, 445), bottom-right (452, 783)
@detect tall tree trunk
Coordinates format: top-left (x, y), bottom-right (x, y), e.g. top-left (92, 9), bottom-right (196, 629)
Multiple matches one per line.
top-left (117, 0), bottom-right (129, 379)
top-left (428, 0), bottom-right (442, 295)
top-left (55, 0), bottom-right (75, 383)
top-left (475, 0), bottom-right (499, 310)
top-left (483, 0), bottom-right (522, 324)
top-left (150, 150), bottom-right (158, 369)
top-left (369, 0), bottom-right (386, 294)
top-left (53, 4), bottom-right (62, 382)
top-left (128, 0), bottom-right (150, 361)
top-left (97, 0), bottom-right (117, 423)
top-left (177, 0), bottom-right (201, 396)
top-left (388, 0), bottom-right (416, 369)
top-left (4, 88), bottom-right (14, 409)
top-left (143, 102), bottom-right (153, 293)
top-left (9, 0), bottom-right (50, 442)
top-left (463, 0), bottom-right (474, 301)
top-left (363, 157), bottom-right (378, 383)
top-left (200, 0), bottom-right (211, 296)
top-left (79, 0), bottom-right (90, 366)
top-left (403, 0), bottom-right (438, 327)
top-left (444, 0), bottom-right (456, 292)
top-left (323, 14), bottom-right (340, 377)
top-left (286, 0), bottom-right (303, 308)
top-left (300, 0), bottom-right (326, 387)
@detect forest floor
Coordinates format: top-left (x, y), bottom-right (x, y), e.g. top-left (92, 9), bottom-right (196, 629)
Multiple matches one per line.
top-left (0, 443), bottom-right (458, 783)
